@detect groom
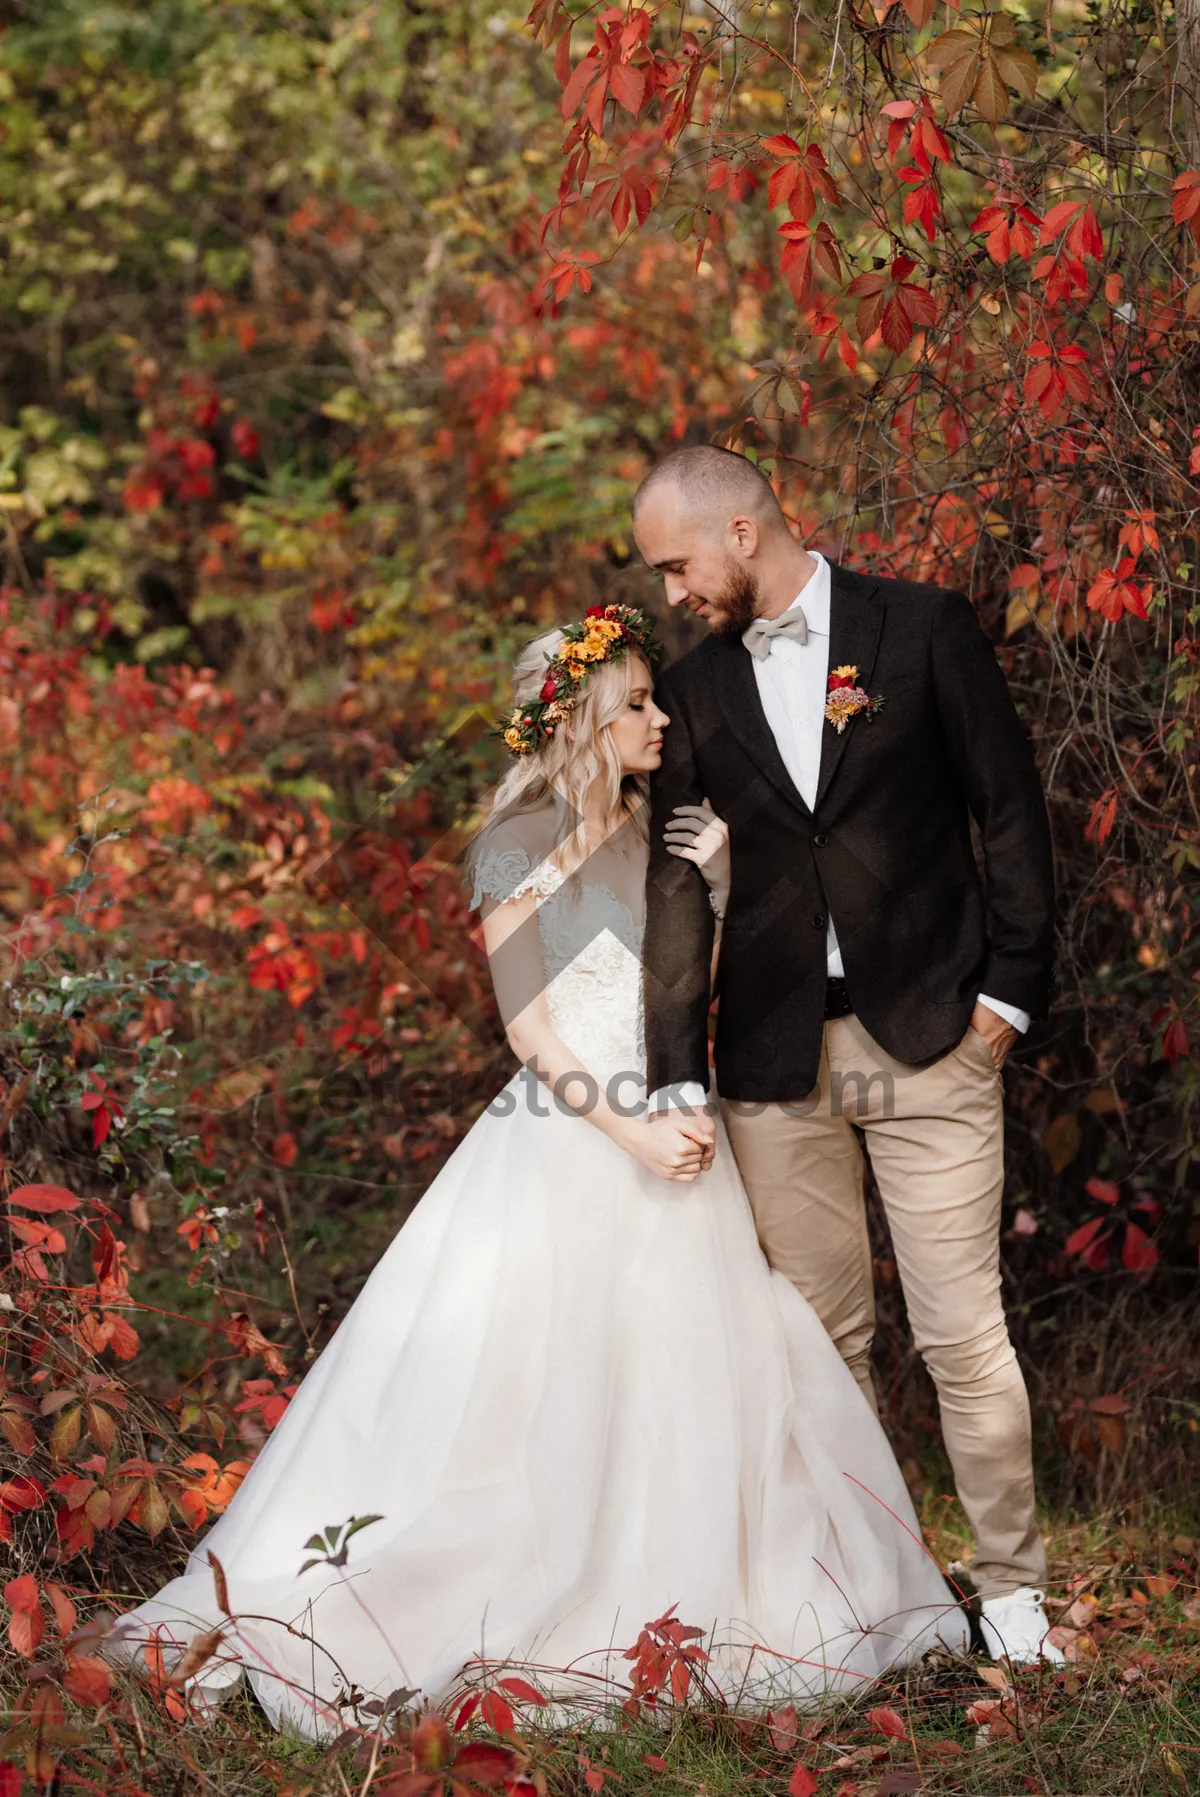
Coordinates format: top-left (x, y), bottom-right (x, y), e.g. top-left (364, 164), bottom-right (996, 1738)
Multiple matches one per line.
top-left (635, 445), bottom-right (1059, 1665)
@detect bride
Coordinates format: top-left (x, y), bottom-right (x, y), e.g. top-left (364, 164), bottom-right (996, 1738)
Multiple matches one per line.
top-left (110, 604), bottom-right (969, 1738)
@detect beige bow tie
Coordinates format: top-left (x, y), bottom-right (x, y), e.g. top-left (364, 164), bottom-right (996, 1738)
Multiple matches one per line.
top-left (742, 609), bottom-right (809, 659)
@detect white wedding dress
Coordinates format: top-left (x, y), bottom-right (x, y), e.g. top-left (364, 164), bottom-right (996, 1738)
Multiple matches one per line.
top-left (113, 822), bottom-right (968, 1739)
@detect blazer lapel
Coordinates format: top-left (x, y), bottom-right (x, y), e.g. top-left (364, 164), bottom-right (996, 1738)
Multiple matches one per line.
top-left (813, 563), bottom-right (884, 813)
top-left (710, 633), bottom-right (812, 819)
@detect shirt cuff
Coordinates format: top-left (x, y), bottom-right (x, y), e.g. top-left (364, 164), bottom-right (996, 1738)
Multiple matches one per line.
top-left (647, 1081), bottom-right (709, 1115)
top-left (977, 993), bottom-right (1030, 1034)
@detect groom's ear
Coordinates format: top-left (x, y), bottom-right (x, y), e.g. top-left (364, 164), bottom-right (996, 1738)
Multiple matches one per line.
top-left (728, 513), bottom-right (761, 557)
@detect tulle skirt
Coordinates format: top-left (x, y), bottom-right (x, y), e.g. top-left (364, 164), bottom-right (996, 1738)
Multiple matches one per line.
top-left (112, 1072), bottom-right (967, 1738)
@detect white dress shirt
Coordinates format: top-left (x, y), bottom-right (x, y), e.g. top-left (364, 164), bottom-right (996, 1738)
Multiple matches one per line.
top-left (649, 553), bottom-right (1028, 1115)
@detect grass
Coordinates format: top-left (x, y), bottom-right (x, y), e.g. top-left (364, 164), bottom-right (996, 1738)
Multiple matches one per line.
top-left (9, 1510), bottom-right (1193, 1797)
top-left (8, 1239), bottom-right (1197, 1794)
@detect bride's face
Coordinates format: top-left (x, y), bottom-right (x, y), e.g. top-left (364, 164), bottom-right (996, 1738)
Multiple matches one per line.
top-left (606, 661), bottom-right (669, 775)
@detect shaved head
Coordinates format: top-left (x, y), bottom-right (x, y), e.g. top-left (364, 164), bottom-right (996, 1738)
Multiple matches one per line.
top-left (631, 442), bottom-right (813, 631)
top-left (632, 445), bottom-right (786, 535)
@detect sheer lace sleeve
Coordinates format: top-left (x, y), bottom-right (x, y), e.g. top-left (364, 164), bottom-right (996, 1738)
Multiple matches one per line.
top-left (468, 821), bottom-right (565, 910)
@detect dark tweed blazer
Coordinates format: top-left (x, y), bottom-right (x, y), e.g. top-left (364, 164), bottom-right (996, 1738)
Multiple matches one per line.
top-left (643, 562), bottom-right (1055, 1102)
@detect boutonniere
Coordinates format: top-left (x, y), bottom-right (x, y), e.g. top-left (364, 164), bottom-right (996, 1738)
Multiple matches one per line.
top-left (824, 665), bottom-right (885, 734)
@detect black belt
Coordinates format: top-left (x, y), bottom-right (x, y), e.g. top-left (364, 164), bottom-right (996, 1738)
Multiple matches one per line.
top-left (824, 976), bottom-right (855, 1020)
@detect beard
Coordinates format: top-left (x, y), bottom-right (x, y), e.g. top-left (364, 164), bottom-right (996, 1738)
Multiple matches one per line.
top-left (707, 559), bottom-right (761, 637)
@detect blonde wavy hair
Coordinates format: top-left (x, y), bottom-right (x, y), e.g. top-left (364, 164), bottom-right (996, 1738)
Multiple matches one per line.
top-left (467, 626), bottom-right (652, 888)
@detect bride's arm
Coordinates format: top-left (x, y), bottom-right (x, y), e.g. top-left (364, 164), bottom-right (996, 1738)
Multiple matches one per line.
top-left (480, 889), bottom-right (706, 1183)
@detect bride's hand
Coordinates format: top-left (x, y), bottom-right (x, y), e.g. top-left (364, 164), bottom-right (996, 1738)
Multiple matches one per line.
top-left (664, 797), bottom-right (730, 915)
top-left (622, 1118), bottom-right (708, 1183)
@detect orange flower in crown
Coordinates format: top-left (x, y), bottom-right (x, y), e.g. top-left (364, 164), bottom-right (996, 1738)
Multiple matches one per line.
top-left (500, 605), bottom-right (660, 756)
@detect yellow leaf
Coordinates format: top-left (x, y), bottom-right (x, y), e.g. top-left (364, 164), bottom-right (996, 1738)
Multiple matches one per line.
top-left (50, 1405), bottom-right (82, 1461)
top-left (139, 1481), bottom-right (169, 1540)
top-left (1005, 592), bottom-right (1037, 636)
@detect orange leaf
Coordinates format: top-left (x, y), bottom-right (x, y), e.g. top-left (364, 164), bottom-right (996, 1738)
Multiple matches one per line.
top-left (4, 1574), bottom-right (39, 1613)
top-left (44, 1583), bottom-right (77, 1638)
top-left (9, 1602), bottom-right (44, 1658)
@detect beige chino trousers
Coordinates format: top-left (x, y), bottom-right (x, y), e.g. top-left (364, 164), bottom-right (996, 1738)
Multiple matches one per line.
top-left (720, 1013), bottom-right (1045, 1598)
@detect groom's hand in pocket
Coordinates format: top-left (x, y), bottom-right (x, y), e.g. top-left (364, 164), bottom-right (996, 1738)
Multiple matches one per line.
top-left (970, 1002), bottom-right (1017, 1068)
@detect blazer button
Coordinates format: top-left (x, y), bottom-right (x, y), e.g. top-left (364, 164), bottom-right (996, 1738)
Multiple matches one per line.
top-left (813, 833), bottom-right (829, 848)
top-left (811, 914), bottom-right (826, 930)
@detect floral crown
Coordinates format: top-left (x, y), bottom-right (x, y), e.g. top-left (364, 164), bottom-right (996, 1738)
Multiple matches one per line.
top-left (500, 604), bottom-right (660, 757)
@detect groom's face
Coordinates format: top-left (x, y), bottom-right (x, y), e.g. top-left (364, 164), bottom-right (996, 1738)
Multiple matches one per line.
top-left (634, 489), bottom-right (762, 634)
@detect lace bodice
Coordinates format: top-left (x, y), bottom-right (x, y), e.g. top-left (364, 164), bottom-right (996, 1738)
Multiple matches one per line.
top-left (471, 846), bottom-right (645, 1088)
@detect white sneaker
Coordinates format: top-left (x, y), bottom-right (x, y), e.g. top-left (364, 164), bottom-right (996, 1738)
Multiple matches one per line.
top-left (979, 1586), bottom-right (1065, 1666)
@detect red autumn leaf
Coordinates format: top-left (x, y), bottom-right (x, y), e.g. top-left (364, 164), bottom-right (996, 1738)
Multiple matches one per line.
top-left (608, 59), bottom-right (646, 117)
top-left (1039, 198), bottom-right (1084, 243)
top-left (7, 1184), bottom-right (81, 1214)
top-left (1065, 1216), bottom-right (1107, 1255)
top-left (560, 49), bottom-right (600, 118)
top-left (230, 419), bottom-right (261, 459)
top-left (881, 294), bottom-right (915, 354)
top-left (1065, 1216), bottom-right (1112, 1269)
top-left (63, 1654), bottom-right (114, 1707)
top-left (1085, 790), bottom-right (1118, 844)
top-left (452, 1743), bottom-right (518, 1786)
top-left (1066, 202), bottom-right (1104, 259)
top-left (453, 1693), bottom-right (481, 1731)
top-left (763, 133), bottom-right (802, 158)
top-left (1122, 1221), bottom-right (1158, 1278)
top-left (641, 1757), bottom-right (667, 1773)
top-left (0, 1476), bottom-right (48, 1519)
top-left (787, 1767), bottom-right (818, 1797)
top-left (0, 1762), bottom-right (20, 1797)
top-left (497, 1676), bottom-right (548, 1706)
top-left (179, 437), bottom-right (216, 471)
top-left (123, 472), bottom-right (166, 513)
top-left (1173, 171), bottom-right (1200, 242)
top-left (768, 1704), bottom-right (799, 1752)
top-left (1085, 1177), bottom-right (1120, 1205)
top-left (867, 1705), bottom-right (908, 1740)
top-left (480, 1690), bottom-right (514, 1735)
top-left (1161, 1012), bottom-right (1190, 1065)
top-left (1086, 560), bottom-right (1151, 623)
top-left (272, 1131), bottom-right (298, 1167)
